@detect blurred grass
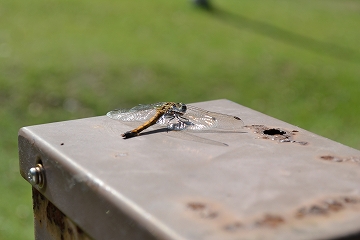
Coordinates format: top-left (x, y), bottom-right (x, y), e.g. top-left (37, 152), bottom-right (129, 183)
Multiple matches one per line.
top-left (1, 0), bottom-right (359, 238)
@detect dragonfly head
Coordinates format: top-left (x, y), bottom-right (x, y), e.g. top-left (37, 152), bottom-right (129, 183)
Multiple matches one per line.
top-left (173, 102), bottom-right (187, 114)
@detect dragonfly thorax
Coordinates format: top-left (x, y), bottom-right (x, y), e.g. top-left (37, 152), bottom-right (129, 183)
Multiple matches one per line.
top-left (155, 102), bottom-right (191, 130)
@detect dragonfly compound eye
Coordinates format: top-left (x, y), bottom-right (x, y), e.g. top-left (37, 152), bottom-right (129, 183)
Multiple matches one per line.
top-left (181, 104), bottom-right (187, 113)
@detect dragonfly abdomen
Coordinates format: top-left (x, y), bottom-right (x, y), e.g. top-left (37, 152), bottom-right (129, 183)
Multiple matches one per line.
top-left (121, 110), bottom-right (165, 138)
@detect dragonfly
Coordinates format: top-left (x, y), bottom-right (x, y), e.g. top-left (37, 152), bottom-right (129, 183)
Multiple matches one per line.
top-left (106, 102), bottom-right (244, 139)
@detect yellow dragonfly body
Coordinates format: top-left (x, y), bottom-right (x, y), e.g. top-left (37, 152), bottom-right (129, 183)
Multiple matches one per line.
top-left (107, 102), bottom-right (243, 138)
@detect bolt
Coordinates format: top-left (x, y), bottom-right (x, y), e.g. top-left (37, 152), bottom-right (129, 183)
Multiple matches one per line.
top-left (28, 164), bottom-right (45, 188)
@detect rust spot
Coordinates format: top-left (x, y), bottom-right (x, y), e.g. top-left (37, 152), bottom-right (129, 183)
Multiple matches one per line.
top-left (188, 195), bottom-right (360, 234)
top-left (254, 214), bottom-right (285, 228)
top-left (348, 156), bottom-right (360, 163)
top-left (295, 207), bottom-right (306, 218)
top-left (187, 202), bottom-right (206, 210)
top-left (76, 225), bottom-right (85, 235)
top-left (32, 188), bottom-right (91, 239)
top-left (320, 155), bottom-right (343, 162)
top-left (245, 125), bottom-right (308, 145)
top-left (308, 205), bottom-right (328, 215)
top-left (295, 196), bottom-right (360, 219)
top-left (325, 200), bottom-right (343, 212)
top-left (343, 197), bottom-right (360, 204)
top-left (187, 202), bottom-right (218, 219)
top-left (295, 204), bottom-right (328, 218)
top-left (223, 222), bottom-right (242, 231)
top-left (46, 201), bottom-right (66, 233)
top-left (201, 210), bottom-right (218, 219)
top-left (200, 209), bottom-right (219, 218)
top-left (114, 152), bottom-right (129, 158)
top-left (32, 187), bottom-right (43, 211)
top-left (320, 155), bottom-right (335, 160)
top-left (319, 155), bottom-right (360, 163)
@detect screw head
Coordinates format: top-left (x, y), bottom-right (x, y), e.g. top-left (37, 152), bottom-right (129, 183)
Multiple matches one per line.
top-left (28, 164), bottom-right (45, 188)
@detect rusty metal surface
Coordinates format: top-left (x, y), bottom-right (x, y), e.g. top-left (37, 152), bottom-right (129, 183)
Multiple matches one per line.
top-left (32, 187), bottom-right (92, 240)
top-left (19, 99), bottom-right (360, 240)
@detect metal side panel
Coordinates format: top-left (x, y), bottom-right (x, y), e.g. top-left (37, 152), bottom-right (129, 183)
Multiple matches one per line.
top-left (19, 99), bottom-right (360, 240)
top-left (32, 187), bottom-right (92, 240)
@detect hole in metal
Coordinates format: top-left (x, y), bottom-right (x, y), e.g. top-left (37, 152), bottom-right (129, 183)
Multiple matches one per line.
top-left (263, 129), bottom-right (286, 136)
top-left (245, 125), bottom-right (308, 145)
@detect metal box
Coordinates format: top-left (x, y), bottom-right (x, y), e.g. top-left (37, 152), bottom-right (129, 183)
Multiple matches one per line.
top-left (19, 99), bottom-right (360, 239)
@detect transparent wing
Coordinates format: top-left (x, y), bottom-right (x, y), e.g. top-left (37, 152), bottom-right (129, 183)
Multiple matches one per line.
top-left (182, 105), bottom-right (244, 131)
top-left (106, 102), bottom-right (165, 122)
top-left (107, 102), bottom-right (244, 132)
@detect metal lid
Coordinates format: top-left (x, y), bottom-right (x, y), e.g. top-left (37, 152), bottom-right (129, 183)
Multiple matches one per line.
top-left (19, 99), bottom-right (360, 239)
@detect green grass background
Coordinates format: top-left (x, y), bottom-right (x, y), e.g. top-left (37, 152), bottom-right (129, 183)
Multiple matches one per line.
top-left (1, 0), bottom-right (359, 238)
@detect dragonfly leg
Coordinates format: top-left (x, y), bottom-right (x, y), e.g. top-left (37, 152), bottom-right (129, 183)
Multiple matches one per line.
top-left (166, 115), bottom-right (175, 123)
top-left (176, 115), bottom-right (192, 125)
top-left (165, 115), bottom-right (192, 131)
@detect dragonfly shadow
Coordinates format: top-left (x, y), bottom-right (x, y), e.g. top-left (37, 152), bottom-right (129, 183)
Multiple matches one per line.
top-left (137, 128), bottom-right (169, 136)
top-left (138, 127), bottom-right (247, 146)
top-left (207, 6), bottom-right (360, 63)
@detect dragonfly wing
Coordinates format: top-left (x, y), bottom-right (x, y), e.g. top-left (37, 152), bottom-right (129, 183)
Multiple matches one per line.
top-left (130, 102), bottom-right (165, 111)
top-left (182, 105), bottom-right (244, 131)
top-left (107, 102), bottom-right (165, 122)
top-left (156, 114), bottom-right (173, 127)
